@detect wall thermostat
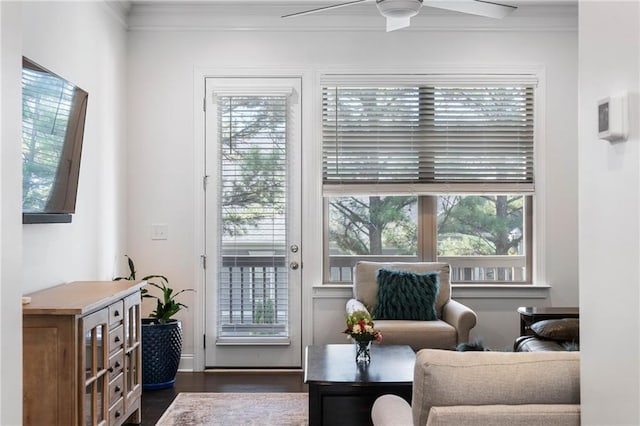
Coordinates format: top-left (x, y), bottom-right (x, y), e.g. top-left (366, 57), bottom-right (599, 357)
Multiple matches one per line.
top-left (598, 95), bottom-right (628, 142)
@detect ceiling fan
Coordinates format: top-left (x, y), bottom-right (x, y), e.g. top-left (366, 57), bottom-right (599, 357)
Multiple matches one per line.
top-left (282, 0), bottom-right (517, 32)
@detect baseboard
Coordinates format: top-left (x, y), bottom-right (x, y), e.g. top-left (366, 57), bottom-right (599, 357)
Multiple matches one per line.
top-left (178, 353), bottom-right (305, 373)
top-left (204, 368), bottom-right (304, 373)
top-left (178, 353), bottom-right (195, 372)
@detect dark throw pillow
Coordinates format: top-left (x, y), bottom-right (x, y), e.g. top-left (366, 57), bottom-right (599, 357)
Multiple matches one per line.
top-left (531, 318), bottom-right (580, 342)
top-left (372, 269), bottom-right (439, 321)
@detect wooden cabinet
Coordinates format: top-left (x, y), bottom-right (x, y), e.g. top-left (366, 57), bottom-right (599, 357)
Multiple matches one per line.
top-left (23, 280), bottom-right (145, 426)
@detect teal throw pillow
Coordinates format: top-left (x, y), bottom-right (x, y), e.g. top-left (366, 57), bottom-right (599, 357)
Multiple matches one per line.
top-left (372, 269), bottom-right (439, 321)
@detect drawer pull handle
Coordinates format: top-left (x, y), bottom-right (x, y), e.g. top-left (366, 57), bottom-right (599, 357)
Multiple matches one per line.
top-left (114, 336), bottom-right (121, 343)
top-left (108, 366), bottom-right (114, 373)
top-left (115, 385), bottom-right (121, 392)
top-left (115, 411), bottom-right (121, 418)
top-left (115, 361), bottom-right (121, 368)
top-left (114, 310), bottom-right (120, 317)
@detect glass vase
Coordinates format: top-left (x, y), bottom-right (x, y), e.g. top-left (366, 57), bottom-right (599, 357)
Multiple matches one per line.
top-left (354, 340), bottom-right (372, 364)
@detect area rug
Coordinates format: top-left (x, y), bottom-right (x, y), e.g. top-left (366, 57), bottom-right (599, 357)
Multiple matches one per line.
top-left (156, 392), bottom-right (308, 425)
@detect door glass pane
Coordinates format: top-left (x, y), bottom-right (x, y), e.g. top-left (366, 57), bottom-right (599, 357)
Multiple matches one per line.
top-left (84, 383), bottom-right (92, 426)
top-left (437, 195), bottom-right (527, 282)
top-left (217, 95), bottom-right (288, 338)
top-left (85, 329), bottom-right (94, 381)
top-left (84, 325), bottom-right (104, 380)
top-left (327, 195), bottom-right (418, 282)
top-left (96, 375), bottom-right (105, 423)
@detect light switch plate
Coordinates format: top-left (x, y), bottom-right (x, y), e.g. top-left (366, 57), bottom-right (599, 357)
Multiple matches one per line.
top-left (151, 223), bottom-right (168, 240)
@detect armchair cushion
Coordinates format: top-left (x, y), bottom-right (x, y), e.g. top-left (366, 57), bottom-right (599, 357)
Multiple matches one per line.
top-left (354, 262), bottom-right (451, 319)
top-left (373, 269), bottom-right (439, 321)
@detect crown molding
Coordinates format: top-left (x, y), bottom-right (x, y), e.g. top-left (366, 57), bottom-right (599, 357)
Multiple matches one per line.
top-left (102, 0), bottom-right (132, 28)
top-left (126, 3), bottom-right (577, 32)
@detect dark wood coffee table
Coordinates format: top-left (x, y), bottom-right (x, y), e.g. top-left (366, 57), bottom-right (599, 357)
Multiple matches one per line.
top-left (304, 344), bottom-right (415, 426)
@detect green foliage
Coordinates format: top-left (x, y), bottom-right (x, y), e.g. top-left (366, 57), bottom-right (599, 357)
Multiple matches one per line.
top-left (222, 146), bottom-right (285, 236)
top-left (113, 255), bottom-right (137, 280)
top-left (143, 279), bottom-right (193, 324)
top-left (329, 196), bottom-right (417, 255)
top-left (328, 194), bottom-right (525, 259)
top-left (254, 299), bottom-right (275, 324)
top-left (437, 195), bottom-right (524, 256)
top-left (219, 97), bottom-right (287, 237)
top-left (113, 255), bottom-right (193, 324)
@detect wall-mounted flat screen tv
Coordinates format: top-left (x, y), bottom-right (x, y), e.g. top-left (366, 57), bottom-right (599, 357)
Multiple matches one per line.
top-left (22, 57), bottom-right (88, 224)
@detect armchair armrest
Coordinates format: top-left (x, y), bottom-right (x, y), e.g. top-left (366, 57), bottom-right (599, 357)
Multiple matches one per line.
top-left (372, 395), bottom-right (413, 426)
top-left (442, 299), bottom-right (477, 343)
top-left (346, 298), bottom-right (371, 316)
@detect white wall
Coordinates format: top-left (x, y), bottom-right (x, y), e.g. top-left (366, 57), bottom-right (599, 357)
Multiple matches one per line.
top-left (21, 2), bottom-right (129, 293)
top-left (127, 4), bottom-right (579, 362)
top-left (0, 1), bottom-right (128, 421)
top-left (579, 2), bottom-right (640, 424)
top-left (1, 2), bottom-right (24, 424)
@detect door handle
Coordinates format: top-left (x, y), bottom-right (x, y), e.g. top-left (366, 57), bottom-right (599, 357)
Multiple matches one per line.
top-left (289, 261), bottom-right (299, 270)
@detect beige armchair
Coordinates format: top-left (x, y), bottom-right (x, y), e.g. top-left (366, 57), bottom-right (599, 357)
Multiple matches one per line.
top-left (346, 261), bottom-right (477, 351)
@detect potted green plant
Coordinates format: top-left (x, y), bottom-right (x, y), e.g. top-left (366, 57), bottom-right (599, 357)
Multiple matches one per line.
top-left (114, 255), bottom-right (193, 390)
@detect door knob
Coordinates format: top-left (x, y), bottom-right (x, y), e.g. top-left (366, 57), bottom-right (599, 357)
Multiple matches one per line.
top-left (289, 261), bottom-right (299, 270)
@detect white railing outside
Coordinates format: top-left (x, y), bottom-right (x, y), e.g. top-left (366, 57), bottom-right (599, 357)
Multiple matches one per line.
top-left (328, 255), bottom-right (527, 284)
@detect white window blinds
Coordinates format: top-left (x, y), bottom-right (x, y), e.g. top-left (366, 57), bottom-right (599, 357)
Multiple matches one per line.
top-left (322, 77), bottom-right (535, 195)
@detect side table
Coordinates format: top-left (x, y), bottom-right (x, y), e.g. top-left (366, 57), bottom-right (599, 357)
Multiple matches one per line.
top-left (517, 306), bottom-right (579, 336)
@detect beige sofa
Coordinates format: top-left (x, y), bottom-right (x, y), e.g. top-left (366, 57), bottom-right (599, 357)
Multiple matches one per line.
top-left (372, 349), bottom-right (580, 426)
top-left (347, 261), bottom-right (477, 351)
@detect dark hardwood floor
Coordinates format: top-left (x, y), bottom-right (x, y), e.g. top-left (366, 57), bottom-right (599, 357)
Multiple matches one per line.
top-left (135, 370), bottom-right (308, 425)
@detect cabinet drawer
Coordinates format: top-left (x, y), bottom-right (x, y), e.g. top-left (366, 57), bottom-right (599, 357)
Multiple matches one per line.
top-left (109, 373), bottom-right (124, 408)
top-left (108, 325), bottom-right (124, 354)
top-left (109, 301), bottom-right (124, 326)
top-left (108, 349), bottom-right (124, 380)
top-left (108, 397), bottom-right (125, 426)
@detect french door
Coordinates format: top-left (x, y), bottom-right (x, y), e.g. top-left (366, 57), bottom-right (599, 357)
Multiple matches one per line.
top-left (204, 77), bottom-right (302, 367)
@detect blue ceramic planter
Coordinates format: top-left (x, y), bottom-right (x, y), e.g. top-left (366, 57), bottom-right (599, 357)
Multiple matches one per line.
top-left (142, 318), bottom-right (182, 390)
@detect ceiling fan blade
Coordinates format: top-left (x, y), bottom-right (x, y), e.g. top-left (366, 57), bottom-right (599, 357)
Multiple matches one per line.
top-left (424, 0), bottom-right (517, 19)
top-left (386, 16), bottom-right (411, 32)
top-left (282, 0), bottom-right (372, 18)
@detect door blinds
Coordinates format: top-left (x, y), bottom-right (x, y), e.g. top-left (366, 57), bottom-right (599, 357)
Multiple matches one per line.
top-left (322, 76), bottom-right (536, 195)
top-left (216, 93), bottom-right (289, 336)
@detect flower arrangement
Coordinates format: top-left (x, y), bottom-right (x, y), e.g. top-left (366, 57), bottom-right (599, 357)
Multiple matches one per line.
top-left (344, 310), bottom-right (383, 343)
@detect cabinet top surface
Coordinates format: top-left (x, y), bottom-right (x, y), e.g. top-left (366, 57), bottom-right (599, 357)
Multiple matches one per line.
top-left (23, 280), bottom-right (145, 316)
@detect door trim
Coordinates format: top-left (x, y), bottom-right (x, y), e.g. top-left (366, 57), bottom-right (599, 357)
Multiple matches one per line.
top-left (192, 67), bottom-right (315, 371)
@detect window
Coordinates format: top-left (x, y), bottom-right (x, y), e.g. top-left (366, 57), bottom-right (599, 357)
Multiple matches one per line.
top-left (321, 75), bottom-right (536, 284)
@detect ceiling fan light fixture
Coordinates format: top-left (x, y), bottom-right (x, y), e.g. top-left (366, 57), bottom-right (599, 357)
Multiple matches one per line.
top-left (376, 0), bottom-right (423, 19)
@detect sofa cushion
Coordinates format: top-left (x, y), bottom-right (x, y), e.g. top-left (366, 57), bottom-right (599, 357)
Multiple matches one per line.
top-left (373, 269), bottom-right (439, 321)
top-left (531, 319), bottom-right (579, 342)
top-left (375, 319), bottom-right (457, 352)
top-left (412, 350), bottom-right (581, 426)
top-left (425, 404), bottom-right (581, 426)
top-left (353, 262), bottom-right (451, 319)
